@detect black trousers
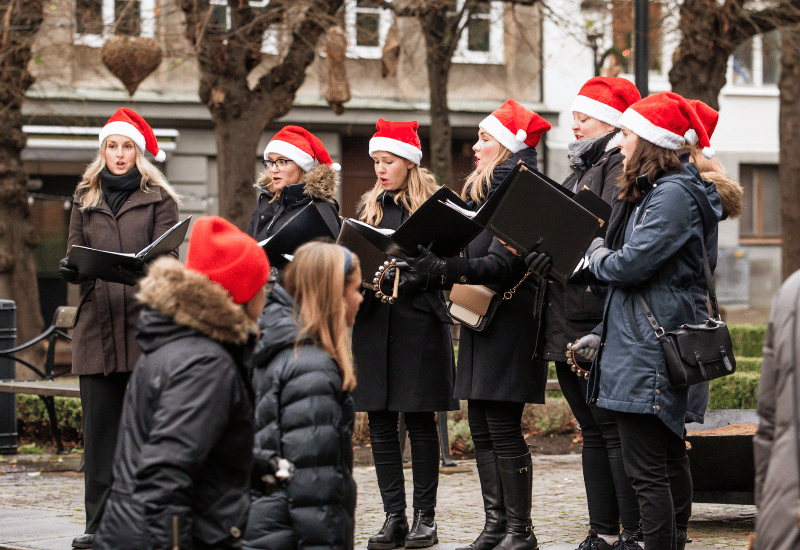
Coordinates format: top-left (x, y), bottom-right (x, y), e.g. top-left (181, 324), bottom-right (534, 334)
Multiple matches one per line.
top-left (368, 410), bottom-right (440, 512)
top-left (616, 411), bottom-right (692, 550)
top-left (556, 361), bottom-right (640, 535)
top-left (467, 400), bottom-right (528, 457)
top-left (80, 372), bottom-right (131, 533)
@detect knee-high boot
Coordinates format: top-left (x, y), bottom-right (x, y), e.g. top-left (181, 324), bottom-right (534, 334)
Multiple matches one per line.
top-left (456, 450), bottom-right (506, 550)
top-left (494, 453), bottom-right (538, 550)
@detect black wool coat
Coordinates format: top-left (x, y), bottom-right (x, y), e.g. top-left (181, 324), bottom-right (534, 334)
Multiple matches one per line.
top-left (541, 131), bottom-right (622, 361)
top-left (447, 148), bottom-right (549, 404)
top-left (351, 193), bottom-right (458, 413)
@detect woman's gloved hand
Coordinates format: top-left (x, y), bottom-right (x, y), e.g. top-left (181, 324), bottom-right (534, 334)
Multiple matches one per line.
top-left (379, 262), bottom-right (428, 295)
top-left (586, 237), bottom-right (607, 264)
top-left (406, 245), bottom-right (447, 278)
top-left (523, 250), bottom-right (553, 278)
top-left (58, 258), bottom-right (81, 283)
top-left (567, 333), bottom-right (601, 362)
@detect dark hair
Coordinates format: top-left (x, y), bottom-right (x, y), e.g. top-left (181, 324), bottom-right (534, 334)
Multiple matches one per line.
top-left (618, 137), bottom-right (682, 203)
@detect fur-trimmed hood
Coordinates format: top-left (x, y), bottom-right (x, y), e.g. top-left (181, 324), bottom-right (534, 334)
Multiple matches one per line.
top-left (255, 163), bottom-right (338, 203)
top-left (136, 256), bottom-right (257, 345)
top-left (702, 170), bottom-right (743, 220)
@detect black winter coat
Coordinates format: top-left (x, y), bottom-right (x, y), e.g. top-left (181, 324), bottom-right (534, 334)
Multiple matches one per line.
top-left (542, 131), bottom-right (622, 361)
top-left (449, 147), bottom-right (549, 404)
top-left (94, 258), bottom-right (256, 550)
top-left (244, 285), bottom-right (356, 550)
top-left (351, 193), bottom-right (458, 412)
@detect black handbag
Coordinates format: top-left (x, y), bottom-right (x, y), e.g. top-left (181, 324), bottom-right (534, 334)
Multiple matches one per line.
top-left (635, 239), bottom-right (736, 389)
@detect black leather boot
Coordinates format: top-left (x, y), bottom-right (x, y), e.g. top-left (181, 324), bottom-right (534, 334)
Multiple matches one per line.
top-left (456, 450), bottom-right (506, 550)
top-left (494, 453), bottom-right (538, 550)
top-left (676, 528), bottom-right (692, 550)
top-left (367, 511), bottom-right (409, 550)
top-left (405, 509), bottom-right (438, 548)
top-left (72, 534), bottom-right (95, 549)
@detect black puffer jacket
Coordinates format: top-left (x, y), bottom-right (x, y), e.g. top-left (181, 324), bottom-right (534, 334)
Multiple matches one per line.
top-left (244, 285), bottom-right (355, 550)
top-left (94, 257), bottom-right (256, 550)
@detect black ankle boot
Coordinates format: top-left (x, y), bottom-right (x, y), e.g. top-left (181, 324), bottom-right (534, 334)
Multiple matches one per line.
top-left (72, 534), bottom-right (95, 549)
top-left (456, 450), bottom-right (506, 550)
top-left (676, 528), bottom-right (692, 550)
top-left (405, 509), bottom-right (438, 548)
top-left (493, 453), bottom-right (538, 550)
top-left (367, 511), bottom-right (409, 550)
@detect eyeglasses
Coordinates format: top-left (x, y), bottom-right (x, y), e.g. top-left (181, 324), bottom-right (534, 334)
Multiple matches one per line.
top-left (263, 158), bottom-right (291, 170)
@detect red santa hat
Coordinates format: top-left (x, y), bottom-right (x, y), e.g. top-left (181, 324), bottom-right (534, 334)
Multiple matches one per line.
top-left (264, 125), bottom-right (341, 173)
top-left (98, 107), bottom-right (166, 162)
top-left (368, 119), bottom-right (423, 165)
top-left (186, 216), bottom-right (270, 305)
top-left (618, 92), bottom-right (715, 159)
top-left (570, 76), bottom-right (641, 128)
top-left (479, 100), bottom-right (551, 153)
top-left (684, 99), bottom-right (719, 145)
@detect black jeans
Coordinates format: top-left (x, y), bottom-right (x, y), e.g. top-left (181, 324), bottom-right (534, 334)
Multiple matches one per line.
top-left (368, 410), bottom-right (440, 512)
top-left (80, 371), bottom-right (131, 533)
top-left (616, 411), bottom-right (692, 550)
top-left (556, 361), bottom-right (640, 535)
top-left (467, 400), bottom-right (528, 457)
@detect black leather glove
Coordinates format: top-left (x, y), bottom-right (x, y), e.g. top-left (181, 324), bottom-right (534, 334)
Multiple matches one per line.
top-left (114, 264), bottom-right (146, 286)
top-left (524, 250), bottom-right (553, 278)
top-left (58, 258), bottom-right (81, 284)
top-left (406, 245), bottom-right (447, 278)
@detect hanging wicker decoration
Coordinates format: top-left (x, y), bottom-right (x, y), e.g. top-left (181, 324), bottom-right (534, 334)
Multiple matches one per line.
top-left (381, 22), bottom-right (400, 78)
top-left (324, 26), bottom-right (351, 115)
top-left (101, 35), bottom-right (163, 96)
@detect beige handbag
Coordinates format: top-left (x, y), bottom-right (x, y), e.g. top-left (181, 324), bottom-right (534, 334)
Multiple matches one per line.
top-left (448, 269), bottom-right (532, 331)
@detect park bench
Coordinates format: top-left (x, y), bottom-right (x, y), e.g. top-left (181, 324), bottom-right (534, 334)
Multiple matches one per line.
top-left (0, 306), bottom-right (78, 454)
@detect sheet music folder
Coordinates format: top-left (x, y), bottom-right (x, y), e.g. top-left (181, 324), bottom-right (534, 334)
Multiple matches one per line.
top-left (67, 216), bottom-right (192, 284)
top-left (258, 203), bottom-right (339, 268)
top-left (485, 165), bottom-right (611, 283)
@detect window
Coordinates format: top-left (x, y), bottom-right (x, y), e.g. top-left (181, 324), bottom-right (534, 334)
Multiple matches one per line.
top-left (208, 0), bottom-right (279, 55)
top-left (74, 0), bottom-right (155, 47)
top-left (344, 0), bottom-right (392, 59)
top-left (739, 164), bottom-right (781, 241)
top-left (731, 30), bottom-right (782, 87)
top-left (453, 1), bottom-right (504, 64)
top-left (611, 0), bottom-right (663, 73)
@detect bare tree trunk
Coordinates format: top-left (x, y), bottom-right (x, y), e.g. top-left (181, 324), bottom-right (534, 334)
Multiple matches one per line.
top-left (779, 29), bottom-right (800, 280)
top-left (0, 1), bottom-right (45, 371)
top-left (421, 11), bottom-right (454, 187)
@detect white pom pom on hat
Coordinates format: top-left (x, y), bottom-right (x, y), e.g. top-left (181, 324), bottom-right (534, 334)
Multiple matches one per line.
top-left (478, 99), bottom-right (551, 154)
top-left (515, 129), bottom-right (527, 142)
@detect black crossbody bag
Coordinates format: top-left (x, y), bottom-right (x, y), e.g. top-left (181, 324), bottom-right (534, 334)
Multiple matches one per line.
top-left (634, 238), bottom-right (736, 389)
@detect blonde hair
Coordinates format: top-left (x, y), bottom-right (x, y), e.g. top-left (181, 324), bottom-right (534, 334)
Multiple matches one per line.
top-left (357, 164), bottom-right (439, 226)
top-left (75, 140), bottom-right (180, 211)
top-left (253, 166), bottom-right (307, 203)
top-left (461, 146), bottom-right (512, 205)
top-left (283, 242), bottom-right (358, 392)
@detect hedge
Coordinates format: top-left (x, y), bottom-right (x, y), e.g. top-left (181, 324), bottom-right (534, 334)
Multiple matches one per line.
top-left (730, 324), bottom-right (766, 358)
top-left (708, 372), bottom-right (760, 410)
top-left (16, 395), bottom-right (83, 434)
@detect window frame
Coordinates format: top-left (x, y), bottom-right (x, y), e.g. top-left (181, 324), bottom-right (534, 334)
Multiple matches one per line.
top-left (738, 163), bottom-right (782, 244)
top-left (206, 0), bottom-right (280, 55)
top-left (73, 0), bottom-right (156, 47)
top-left (452, 0), bottom-right (504, 65)
top-left (344, 0), bottom-right (393, 59)
top-left (727, 30), bottom-right (782, 90)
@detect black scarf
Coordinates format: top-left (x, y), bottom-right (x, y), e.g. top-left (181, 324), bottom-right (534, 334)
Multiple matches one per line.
top-left (100, 166), bottom-right (141, 216)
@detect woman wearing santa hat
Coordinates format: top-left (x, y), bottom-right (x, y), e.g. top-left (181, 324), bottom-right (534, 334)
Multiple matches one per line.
top-left (408, 100), bottom-right (551, 550)
top-left (247, 125), bottom-right (341, 265)
top-left (57, 107), bottom-right (180, 549)
top-left (585, 92), bottom-right (725, 550)
top-left (352, 119), bottom-right (457, 550)
top-left (526, 77), bottom-right (643, 550)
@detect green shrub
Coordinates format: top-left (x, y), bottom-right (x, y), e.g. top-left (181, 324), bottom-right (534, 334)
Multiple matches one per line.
top-left (18, 443), bottom-right (46, 455)
top-left (522, 397), bottom-right (577, 436)
top-left (16, 395), bottom-right (83, 440)
top-left (735, 357), bottom-right (762, 374)
top-left (708, 372), bottom-right (759, 409)
top-left (448, 418), bottom-right (474, 454)
top-left (730, 324), bottom-right (766, 358)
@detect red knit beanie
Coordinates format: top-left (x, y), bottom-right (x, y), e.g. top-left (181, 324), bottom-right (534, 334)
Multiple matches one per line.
top-left (186, 216), bottom-right (270, 305)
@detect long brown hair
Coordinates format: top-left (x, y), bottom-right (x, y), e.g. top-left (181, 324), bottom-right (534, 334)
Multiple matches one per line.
top-left (283, 242), bottom-right (358, 391)
top-left (461, 146), bottom-right (512, 205)
top-left (75, 140), bottom-right (180, 211)
top-left (618, 137), bottom-right (682, 203)
top-left (357, 163), bottom-right (439, 226)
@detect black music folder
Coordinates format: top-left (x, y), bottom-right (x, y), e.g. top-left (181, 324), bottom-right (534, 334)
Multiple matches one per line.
top-left (259, 203), bottom-right (339, 268)
top-left (67, 216), bottom-right (191, 285)
top-left (336, 219), bottom-right (390, 287)
top-left (485, 165), bottom-right (611, 283)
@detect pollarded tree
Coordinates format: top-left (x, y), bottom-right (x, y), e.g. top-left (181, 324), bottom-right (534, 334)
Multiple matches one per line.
top-left (779, 29), bottom-right (800, 278)
top-left (179, 0), bottom-right (344, 229)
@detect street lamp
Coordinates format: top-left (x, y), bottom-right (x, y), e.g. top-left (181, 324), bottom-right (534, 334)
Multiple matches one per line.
top-left (580, 0), bottom-right (606, 77)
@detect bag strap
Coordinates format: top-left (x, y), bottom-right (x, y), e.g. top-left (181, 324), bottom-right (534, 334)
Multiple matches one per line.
top-left (503, 268), bottom-right (532, 300)
top-left (313, 200), bottom-right (342, 237)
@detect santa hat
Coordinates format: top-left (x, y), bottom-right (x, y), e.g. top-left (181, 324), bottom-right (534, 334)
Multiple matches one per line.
top-left (684, 99), bottom-right (719, 145)
top-left (186, 216), bottom-right (270, 305)
top-left (264, 125), bottom-right (341, 173)
top-left (479, 100), bottom-right (551, 153)
top-left (98, 107), bottom-right (166, 162)
top-left (368, 119), bottom-right (423, 165)
top-left (618, 92), bottom-right (715, 159)
top-left (570, 76), bottom-right (641, 128)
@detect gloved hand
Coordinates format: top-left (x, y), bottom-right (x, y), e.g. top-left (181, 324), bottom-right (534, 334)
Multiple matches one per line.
top-left (567, 333), bottom-right (601, 362)
top-left (252, 449), bottom-right (295, 494)
top-left (406, 245), bottom-right (447, 278)
top-left (586, 237), bottom-right (607, 263)
top-left (524, 250), bottom-right (553, 278)
top-left (114, 264), bottom-right (146, 286)
top-left (58, 258), bottom-right (81, 284)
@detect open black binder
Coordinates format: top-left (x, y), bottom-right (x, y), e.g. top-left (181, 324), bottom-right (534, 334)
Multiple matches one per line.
top-left (67, 216), bottom-right (192, 285)
top-left (258, 202), bottom-right (340, 268)
top-left (336, 219), bottom-right (391, 287)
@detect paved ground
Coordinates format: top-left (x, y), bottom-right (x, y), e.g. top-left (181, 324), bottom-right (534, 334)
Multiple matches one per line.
top-left (0, 453), bottom-right (754, 550)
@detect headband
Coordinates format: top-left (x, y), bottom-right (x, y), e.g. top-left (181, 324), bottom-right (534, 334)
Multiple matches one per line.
top-left (342, 247), bottom-right (353, 276)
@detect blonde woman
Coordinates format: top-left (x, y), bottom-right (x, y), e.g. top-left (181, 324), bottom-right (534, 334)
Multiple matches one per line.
top-left (352, 119), bottom-right (457, 549)
top-left (244, 242), bottom-right (363, 550)
top-left (57, 108), bottom-right (179, 549)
